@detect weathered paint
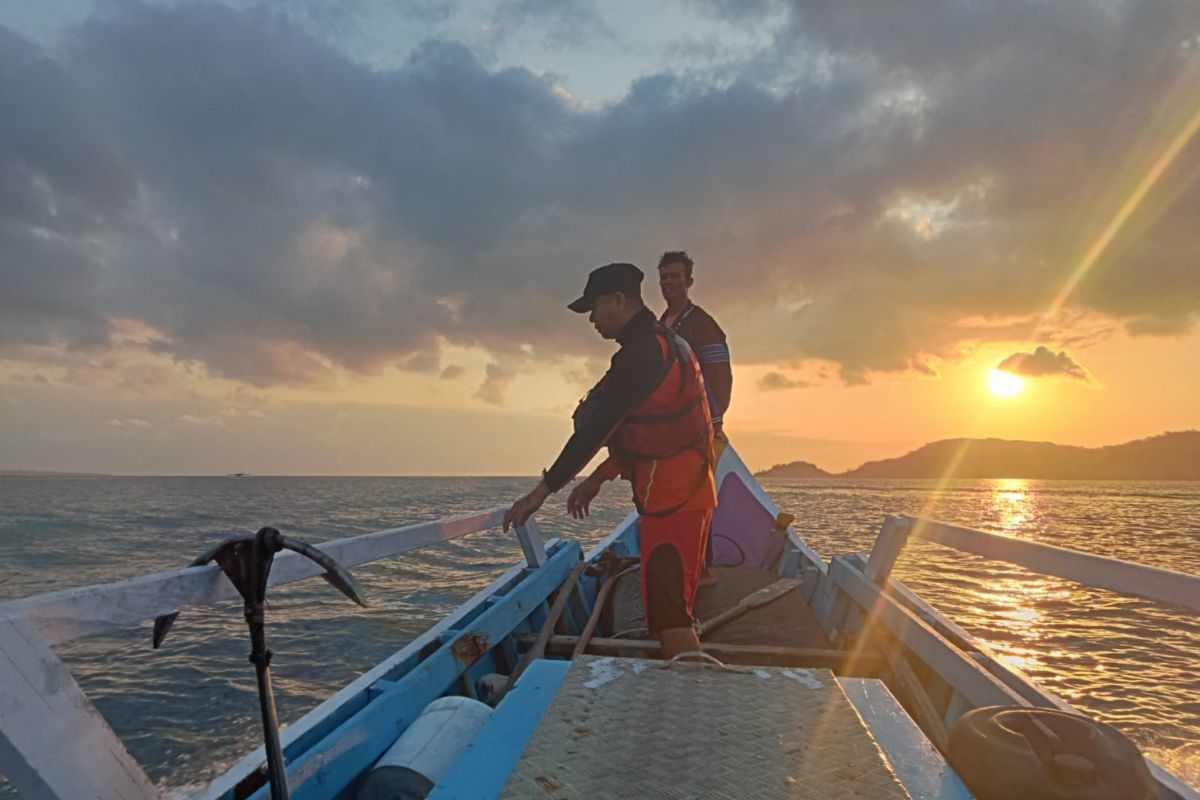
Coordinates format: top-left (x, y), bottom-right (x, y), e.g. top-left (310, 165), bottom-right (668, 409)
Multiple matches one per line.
top-left (200, 538), bottom-right (565, 800)
top-left (0, 618), bottom-right (158, 799)
top-left (430, 659), bottom-right (572, 799)
top-left (243, 541), bottom-right (582, 800)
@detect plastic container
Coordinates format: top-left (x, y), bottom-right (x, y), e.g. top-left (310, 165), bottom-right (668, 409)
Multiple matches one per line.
top-left (358, 695), bottom-right (493, 800)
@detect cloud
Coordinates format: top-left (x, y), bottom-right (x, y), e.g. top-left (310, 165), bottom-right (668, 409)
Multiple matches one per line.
top-left (106, 417), bottom-right (152, 429)
top-left (997, 346), bottom-right (1090, 381)
top-left (2, 0), bottom-right (1198, 393)
top-left (909, 357), bottom-right (940, 378)
top-left (757, 371), bottom-right (809, 391)
top-left (439, 364), bottom-right (465, 380)
top-left (487, 0), bottom-right (617, 50)
top-left (474, 362), bottom-right (515, 404)
top-left (398, 351), bottom-right (441, 373)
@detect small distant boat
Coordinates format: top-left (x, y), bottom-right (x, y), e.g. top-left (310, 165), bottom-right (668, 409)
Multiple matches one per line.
top-left (226, 472), bottom-right (251, 477)
top-left (1, 445), bottom-right (1198, 799)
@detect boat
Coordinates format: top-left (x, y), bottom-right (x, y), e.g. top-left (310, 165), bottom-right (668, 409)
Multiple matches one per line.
top-left (2, 445), bottom-right (1198, 799)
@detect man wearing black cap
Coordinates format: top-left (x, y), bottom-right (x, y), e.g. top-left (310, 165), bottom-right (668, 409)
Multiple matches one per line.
top-left (503, 262), bottom-right (717, 659)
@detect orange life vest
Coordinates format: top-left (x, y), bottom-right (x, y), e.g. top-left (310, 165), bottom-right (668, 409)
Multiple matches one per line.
top-left (609, 326), bottom-right (714, 515)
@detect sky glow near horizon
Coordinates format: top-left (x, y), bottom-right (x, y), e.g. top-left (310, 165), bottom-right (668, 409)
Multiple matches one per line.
top-left (1, 0), bottom-right (1199, 475)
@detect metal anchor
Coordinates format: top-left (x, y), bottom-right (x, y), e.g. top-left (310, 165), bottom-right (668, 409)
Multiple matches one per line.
top-left (153, 527), bottom-right (366, 800)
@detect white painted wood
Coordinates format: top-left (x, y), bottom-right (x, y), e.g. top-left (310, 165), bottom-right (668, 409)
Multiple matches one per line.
top-left (842, 557), bottom-right (1197, 800)
top-left (904, 516), bottom-right (1200, 614)
top-left (516, 516), bottom-right (548, 567)
top-left (0, 617), bottom-right (159, 800)
top-left (199, 539), bottom-right (563, 800)
top-left (839, 678), bottom-right (973, 800)
top-left (828, 555), bottom-right (1029, 709)
top-left (865, 515), bottom-right (911, 584)
top-left (1148, 762), bottom-right (1200, 800)
top-left (847, 551), bottom-right (1072, 711)
top-left (0, 506), bottom-right (508, 646)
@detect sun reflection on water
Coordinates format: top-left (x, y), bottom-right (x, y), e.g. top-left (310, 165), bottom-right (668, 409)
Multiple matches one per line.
top-left (965, 479), bottom-right (1075, 674)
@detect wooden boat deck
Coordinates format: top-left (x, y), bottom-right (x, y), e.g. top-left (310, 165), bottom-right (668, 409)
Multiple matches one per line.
top-left (695, 565), bottom-right (832, 649)
top-left (606, 564), bottom-right (832, 651)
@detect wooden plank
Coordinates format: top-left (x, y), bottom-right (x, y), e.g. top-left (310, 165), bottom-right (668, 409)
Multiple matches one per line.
top-left (845, 555), bottom-right (1199, 800)
top-left (876, 630), bottom-right (950, 752)
top-left (1, 506), bottom-right (509, 646)
top-left (1148, 763), bottom-right (1200, 800)
top-left (201, 539), bottom-right (563, 800)
top-left (865, 515), bottom-right (910, 584)
top-left (571, 572), bottom-right (616, 658)
top-left (697, 578), bottom-right (800, 637)
top-left (515, 517), bottom-right (548, 568)
top-left (829, 555), bottom-right (1028, 709)
top-left (906, 516), bottom-right (1200, 613)
top-left (0, 618), bottom-right (158, 800)
top-left (847, 552), bottom-right (1076, 713)
top-left (245, 542), bottom-right (582, 800)
top-left (526, 633), bottom-right (883, 671)
top-left (429, 659), bottom-right (572, 799)
top-left (496, 560), bottom-right (587, 702)
top-left (838, 678), bottom-right (973, 800)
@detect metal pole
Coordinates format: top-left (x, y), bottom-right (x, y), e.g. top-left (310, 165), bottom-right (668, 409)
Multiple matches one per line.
top-left (246, 601), bottom-right (289, 800)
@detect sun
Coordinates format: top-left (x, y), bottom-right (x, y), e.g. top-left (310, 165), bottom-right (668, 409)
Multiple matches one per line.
top-left (988, 369), bottom-right (1025, 397)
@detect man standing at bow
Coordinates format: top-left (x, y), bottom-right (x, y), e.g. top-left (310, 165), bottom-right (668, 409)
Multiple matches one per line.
top-left (657, 251), bottom-right (732, 582)
top-left (503, 262), bottom-right (716, 659)
top-left (657, 251), bottom-right (732, 442)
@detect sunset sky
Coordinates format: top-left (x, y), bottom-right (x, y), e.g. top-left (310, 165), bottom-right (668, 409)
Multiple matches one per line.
top-left (2, 0), bottom-right (1199, 475)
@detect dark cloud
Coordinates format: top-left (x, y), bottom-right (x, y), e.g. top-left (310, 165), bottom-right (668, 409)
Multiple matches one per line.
top-left (757, 371), bottom-right (809, 391)
top-left (997, 346), bottom-right (1090, 381)
top-left (2, 0), bottom-right (1198, 391)
top-left (439, 364), bottom-right (465, 380)
top-left (0, 25), bottom-right (136, 350)
top-left (475, 362), bottom-right (515, 404)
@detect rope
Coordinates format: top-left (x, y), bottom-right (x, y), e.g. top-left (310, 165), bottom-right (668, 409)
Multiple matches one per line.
top-left (655, 650), bottom-right (753, 674)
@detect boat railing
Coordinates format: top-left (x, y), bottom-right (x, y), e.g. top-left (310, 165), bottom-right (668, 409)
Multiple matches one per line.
top-left (821, 513), bottom-right (1200, 800)
top-left (0, 506), bottom-right (550, 800)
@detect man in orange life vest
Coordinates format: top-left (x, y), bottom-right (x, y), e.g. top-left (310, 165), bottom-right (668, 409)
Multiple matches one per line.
top-left (503, 262), bottom-right (716, 659)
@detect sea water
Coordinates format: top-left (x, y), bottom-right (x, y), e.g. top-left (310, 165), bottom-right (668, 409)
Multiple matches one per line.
top-left (1, 475), bottom-right (1197, 793)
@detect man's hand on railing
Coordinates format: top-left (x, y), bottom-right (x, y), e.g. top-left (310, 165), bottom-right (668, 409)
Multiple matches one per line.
top-left (503, 480), bottom-right (551, 532)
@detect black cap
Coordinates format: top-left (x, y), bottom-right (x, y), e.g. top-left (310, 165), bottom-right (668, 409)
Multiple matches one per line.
top-left (567, 262), bottom-right (644, 313)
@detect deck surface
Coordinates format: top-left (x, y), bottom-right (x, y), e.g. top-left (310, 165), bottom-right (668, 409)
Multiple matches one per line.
top-left (608, 565), bottom-right (833, 649)
top-left (500, 656), bottom-right (910, 799)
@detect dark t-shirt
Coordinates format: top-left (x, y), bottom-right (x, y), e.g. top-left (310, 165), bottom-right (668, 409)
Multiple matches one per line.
top-left (660, 302), bottom-right (732, 425)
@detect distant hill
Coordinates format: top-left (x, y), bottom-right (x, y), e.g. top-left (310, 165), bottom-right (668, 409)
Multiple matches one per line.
top-left (755, 431), bottom-right (1200, 480)
top-left (755, 460), bottom-right (832, 478)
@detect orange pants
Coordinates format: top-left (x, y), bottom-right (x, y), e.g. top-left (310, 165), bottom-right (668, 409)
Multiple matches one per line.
top-left (639, 508), bottom-right (713, 633)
